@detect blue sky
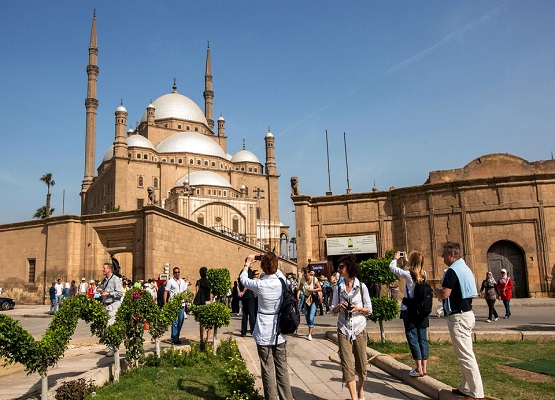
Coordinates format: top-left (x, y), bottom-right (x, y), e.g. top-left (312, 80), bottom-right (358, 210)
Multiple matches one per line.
top-left (1, 1), bottom-right (555, 235)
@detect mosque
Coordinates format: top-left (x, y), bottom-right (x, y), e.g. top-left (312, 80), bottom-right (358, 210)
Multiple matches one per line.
top-left (0, 13), bottom-right (293, 304)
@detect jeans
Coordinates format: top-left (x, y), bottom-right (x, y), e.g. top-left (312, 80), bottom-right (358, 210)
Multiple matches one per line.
top-left (257, 343), bottom-right (293, 400)
top-left (241, 297), bottom-right (256, 335)
top-left (171, 306), bottom-right (185, 343)
top-left (401, 310), bottom-right (428, 360)
top-left (49, 299), bottom-right (57, 315)
top-left (447, 311), bottom-right (484, 398)
top-left (298, 292), bottom-right (305, 314)
top-left (304, 300), bottom-right (317, 328)
top-left (503, 299), bottom-right (511, 317)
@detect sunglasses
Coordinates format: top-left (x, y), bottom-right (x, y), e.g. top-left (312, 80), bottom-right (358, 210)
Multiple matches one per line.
top-left (338, 265), bottom-right (346, 269)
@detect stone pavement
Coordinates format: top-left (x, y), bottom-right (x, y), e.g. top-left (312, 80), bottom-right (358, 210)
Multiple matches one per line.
top-left (1, 298), bottom-right (554, 399)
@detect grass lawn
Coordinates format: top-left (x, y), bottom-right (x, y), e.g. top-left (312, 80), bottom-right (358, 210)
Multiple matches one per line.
top-left (370, 340), bottom-right (555, 400)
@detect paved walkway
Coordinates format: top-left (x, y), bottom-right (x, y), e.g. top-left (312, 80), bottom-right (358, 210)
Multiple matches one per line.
top-left (1, 298), bottom-right (554, 399)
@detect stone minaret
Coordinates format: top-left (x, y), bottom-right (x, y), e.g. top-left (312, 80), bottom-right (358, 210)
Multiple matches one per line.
top-left (203, 42), bottom-right (214, 130)
top-left (113, 102), bottom-right (128, 158)
top-left (265, 127), bottom-right (277, 175)
top-left (81, 10), bottom-right (99, 213)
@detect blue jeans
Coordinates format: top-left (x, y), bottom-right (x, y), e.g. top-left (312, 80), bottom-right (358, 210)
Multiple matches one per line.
top-left (304, 300), bottom-right (317, 328)
top-left (298, 292), bottom-right (305, 314)
top-left (401, 310), bottom-right (429, 360)
top-left (503, 299), bottom-right (511, 317)
top-left (49, 299), bottom-right (57, 315)
top-left (171, 307), bottom-right (185, 343)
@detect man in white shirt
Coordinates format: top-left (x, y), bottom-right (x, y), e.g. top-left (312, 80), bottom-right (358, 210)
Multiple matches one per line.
top-left (78, 278), bottom-right (88, 295)
top-left (54, 278), bottom-right (63, 311)
top-left (164, 267), bottom-right (188, 345)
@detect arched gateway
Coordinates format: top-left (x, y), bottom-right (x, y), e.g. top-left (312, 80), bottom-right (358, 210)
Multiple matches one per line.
top-left (487, 241), bottom-right (528, 298)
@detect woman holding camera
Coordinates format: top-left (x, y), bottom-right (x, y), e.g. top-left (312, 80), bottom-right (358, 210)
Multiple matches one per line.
top-left (389, 251), bottom-right (429, 377)
top-left (240, 252), bottom-right (293, 400)
top-left (331, 256), bottom-right (372, 400)
top-left (298, 266), bottom-right (322, 341)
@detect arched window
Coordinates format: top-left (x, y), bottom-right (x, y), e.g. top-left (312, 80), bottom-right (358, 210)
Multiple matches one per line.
top-left (153, 178), bottom-right (158, 188)
top-left (232, 217), bottom-right (239, 233)
top-left (138, 176), bottom-right (144, 187)
top-left (144, 154), bottom-right (148, 160)
top-left (137, 154), bottom-right (141, 159)
top-left (197, 214), bottom-right (205, 225)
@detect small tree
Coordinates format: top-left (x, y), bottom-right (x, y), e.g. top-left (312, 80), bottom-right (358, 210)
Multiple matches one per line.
top-left (33, 205), bottom-right (55, 219)
top-left (359, 253), bottom-right (400, 343)
top-left (190, 268), bottom-right (231, 354)
top-left (40, 173), bottom-right (55, 218)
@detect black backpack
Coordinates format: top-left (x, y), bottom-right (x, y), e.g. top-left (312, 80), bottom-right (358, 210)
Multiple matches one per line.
top-left (411, 272), bottom-right (433, 319)
top-left (275, 278), bottom-right (300, 342)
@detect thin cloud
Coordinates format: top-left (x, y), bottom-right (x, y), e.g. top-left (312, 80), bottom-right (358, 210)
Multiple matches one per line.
top-left (384, 5), bottom-right (503, 76)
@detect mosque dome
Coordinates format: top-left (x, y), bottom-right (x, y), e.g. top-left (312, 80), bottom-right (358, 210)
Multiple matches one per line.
top-left (116, 105), bottom-right (127, 113)
top-left (156, 131), bottom-right (226, 158)
top-left (140, 92), bottom-right (208, 125)
top-left (265, 130), bottom-right (274, 138)
top-left (226, 153), bottom-right (233, 161)
top-left (127, 135), bottom-right (155, 150)
top-left (176, 171), bottom-right (233, 188)
top-left (231, 149), bottom-right (260, 164)
top-left (102, 145), bottom-right (114, 163)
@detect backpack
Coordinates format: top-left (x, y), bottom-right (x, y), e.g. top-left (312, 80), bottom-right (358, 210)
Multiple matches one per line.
top-left (275, 277), bottom-right (300, 343)
top-left (410, 272), bottom-right (433, 320)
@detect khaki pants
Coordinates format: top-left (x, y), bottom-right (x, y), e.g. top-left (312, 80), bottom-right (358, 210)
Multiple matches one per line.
top-left (337, 329), bottom-right (368, 383)
top-left (257, 343), bottom-right (293, 400)
top-left (447, 311), bottom-right (484, 398)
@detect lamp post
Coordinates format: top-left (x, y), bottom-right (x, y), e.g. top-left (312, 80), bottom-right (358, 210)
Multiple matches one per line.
top-left (253, 187), bottom-right (265, 249)
top-left (183, 177), bottom-right (195, 220)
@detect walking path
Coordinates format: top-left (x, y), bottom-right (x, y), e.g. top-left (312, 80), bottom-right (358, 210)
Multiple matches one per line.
top-left (1, 298), bottom-right (554, 400)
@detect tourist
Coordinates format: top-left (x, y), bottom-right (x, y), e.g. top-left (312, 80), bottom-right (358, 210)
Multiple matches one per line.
top-left (389, 251), bottom-right (429, 377)
top-left (78, 277), bottom-right (88, 295)
top-left (238, 263), bottom-right (256, 337)
top-left (479, 272), bottom-right (500, 322)
top-left (164, 267), bottom-right (188, 345)
top-left (331, 255), bottom-right (372, 400)
top-left (194, 266), bottom-right (213, 343)
top-left (298, 266), bottom-right (322, 341)
top-left (497, 269), bottom-right (514, 319)
top-left (435, 241), bottom-right (484, 400)
top-left (240, 252), bottom-right (293, 400)
top-left (98, 262), bottom-right (123, 357)
top-left (49, 282), bottom-right (57, 315)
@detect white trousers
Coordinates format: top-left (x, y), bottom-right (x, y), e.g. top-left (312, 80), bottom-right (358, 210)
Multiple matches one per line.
top-left (447, 311), bottom-right (484, 398)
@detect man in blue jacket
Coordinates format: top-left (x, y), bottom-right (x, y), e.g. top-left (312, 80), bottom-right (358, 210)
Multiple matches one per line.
top-left (435, 241), bottom-right (484, 400)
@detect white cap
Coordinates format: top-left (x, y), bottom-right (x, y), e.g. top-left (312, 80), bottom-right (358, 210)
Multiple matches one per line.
top-left (501, 269), bottom-right (507, 273)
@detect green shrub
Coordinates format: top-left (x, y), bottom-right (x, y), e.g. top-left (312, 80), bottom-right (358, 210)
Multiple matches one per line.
top-left (368, 297), bottom-right (400, 323)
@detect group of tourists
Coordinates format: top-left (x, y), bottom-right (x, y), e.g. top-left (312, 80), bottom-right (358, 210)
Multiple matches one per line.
top-left (479, 269), bottom-right (514, 321)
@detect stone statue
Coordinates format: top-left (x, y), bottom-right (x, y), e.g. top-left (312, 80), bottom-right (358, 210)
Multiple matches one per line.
top-left (290, 176), bottom-right (299, 196)
top-left (147, 186), bottom-right (157, 205)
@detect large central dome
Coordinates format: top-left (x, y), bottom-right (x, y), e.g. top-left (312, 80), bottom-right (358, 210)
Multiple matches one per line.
top-left (156, 131), bottom-right (226, 157)
top-left (140, 92), bottom-right (208, 125)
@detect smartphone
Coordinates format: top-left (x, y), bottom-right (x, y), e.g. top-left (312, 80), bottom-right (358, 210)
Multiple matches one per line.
top-left (399, 252), bottom-right (404, 257)
top-left (254, 254), bottom-right (262, 261)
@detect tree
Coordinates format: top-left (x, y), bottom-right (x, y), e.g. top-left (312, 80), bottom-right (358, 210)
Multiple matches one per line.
top-left (33, 206), bottom-right (55, 219)
top-left (359, 254), bottom-right (400, 343)
top-left (40, 173), bottom-right (55, 218)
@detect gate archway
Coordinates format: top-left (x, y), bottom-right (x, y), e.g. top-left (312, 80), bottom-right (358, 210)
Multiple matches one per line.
top-left (487, 241), bottom-right (528, 298)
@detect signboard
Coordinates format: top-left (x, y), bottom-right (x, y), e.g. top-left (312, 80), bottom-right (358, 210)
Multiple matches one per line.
top-left (326, 234), bottom-right (377, 256)
top-left (311, 265), bottom-right (325, 271)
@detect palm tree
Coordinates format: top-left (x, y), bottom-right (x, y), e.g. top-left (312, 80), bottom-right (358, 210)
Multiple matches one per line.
top-left (40, 173), bottom-right (55, 218)
top-left (33, 206), bottom-right (55, 219)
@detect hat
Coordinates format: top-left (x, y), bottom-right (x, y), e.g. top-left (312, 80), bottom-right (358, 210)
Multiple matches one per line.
top-left (90, 279), bottom-right (95, 283)
top-left (81, 277), bottom-right (86, 281)
top-left (501, 268), bottom-right (507, 273)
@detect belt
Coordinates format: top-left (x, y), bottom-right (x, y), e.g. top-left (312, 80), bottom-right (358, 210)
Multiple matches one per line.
top-left (449, 309), bottom-right (472, 316)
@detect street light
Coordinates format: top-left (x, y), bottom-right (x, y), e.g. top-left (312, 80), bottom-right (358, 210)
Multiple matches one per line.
top-left (183, 177), bottom-right (195, 219)
top-left (253, 187), bottom-right (265, 249)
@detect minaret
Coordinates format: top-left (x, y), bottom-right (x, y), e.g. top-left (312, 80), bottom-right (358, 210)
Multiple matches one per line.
top-left (203, 41), bottom-right (214, 130)
top-left (81, 10), bottom-right (99, 213)
top-left (113, 101), bottom-right (128, 158)
top-left (265, 127), bottom-right (277, 175)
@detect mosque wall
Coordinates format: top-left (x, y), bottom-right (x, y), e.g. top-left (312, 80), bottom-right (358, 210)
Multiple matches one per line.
top-left (292, 155), bottom-right (555, 298)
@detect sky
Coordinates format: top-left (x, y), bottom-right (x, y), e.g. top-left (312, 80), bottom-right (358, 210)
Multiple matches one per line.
top-left (1, 1), bottom-right (555, 236)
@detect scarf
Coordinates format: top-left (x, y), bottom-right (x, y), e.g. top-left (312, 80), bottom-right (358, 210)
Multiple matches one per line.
top-left (498, 275), bottom-right (509, 285)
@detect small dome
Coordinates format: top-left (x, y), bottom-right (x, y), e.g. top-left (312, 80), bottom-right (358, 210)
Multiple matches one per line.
top-left (116, 105), bottom-right (127, 113)
top-left (140, 92), bottom-right (208, 125)
top-left (102, 145), bottom-right (114, 163)
top-left (218, 114), bottom-right (225, 121)
top-left (226, 153), bottom-right (233, 161)
top-left (231, 149), bottom-right (260, 164)
top-left (176, 171), bottom-right (233, 188)
top-left (265, 130), bottom-right (274, 138)
top-left (127, 128), bottom-right (134, 134)
top-left (147, 103), bottom-right (155, 109)
top-left (156, 131), bottom-right (226, 158)
top-left (127, 135), bottom-right (155, 150)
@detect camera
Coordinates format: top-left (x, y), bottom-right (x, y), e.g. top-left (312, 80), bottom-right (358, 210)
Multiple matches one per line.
top-left (254, 254), bottom-right (262, 261)
top-left (399, 252), bottom-right (404, 257)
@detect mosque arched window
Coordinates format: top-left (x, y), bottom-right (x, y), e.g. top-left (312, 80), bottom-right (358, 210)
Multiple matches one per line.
top-left (211, 162), bottom-right (216, 168)
top-left (178, 158), bottom-right (183, 164)
top-left (190, 158), bottom-right (194, 164)
top-left (137, 154), bottom-right (141, 159)
top-left (144, 154), bottom-right (148, 160)
top-left (197, 159), bottom-right (201, 165)
top-left (195, 127), bottom-right (199, 132)
top-left (153, 178), bottom-right (158, 188)
top-left (249, 167), bottom-right (252, 172)
top-left (232, 217), bottom-right (239, 233)
top-left (204, 160), bottom-right (209, 167)
top-left (178, 124), bottom-right (182, 130)
top-left (197, 214), bottom-right (205, 225)
top-left (138, 176), bottom-right (144, 187)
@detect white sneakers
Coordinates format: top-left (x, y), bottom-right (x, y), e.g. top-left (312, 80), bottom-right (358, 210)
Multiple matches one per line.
top-left (409, 368), bottom-right (421, 377)
top-left (307, 334), bottom-right (312, 341)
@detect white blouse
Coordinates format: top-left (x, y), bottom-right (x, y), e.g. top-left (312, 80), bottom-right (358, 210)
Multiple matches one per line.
top-left (389, 259), bottom-right (414, 311)
top-left (240, 269), bottom-right (286, 346)
top-left (331, 277), bottom-right (372, 341)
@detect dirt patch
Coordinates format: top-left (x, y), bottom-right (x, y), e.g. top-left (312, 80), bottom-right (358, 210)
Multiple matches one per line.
top-left (497, 364), bottom-right (552, 383)
top-left (0, 361), bottom-right (25, 377)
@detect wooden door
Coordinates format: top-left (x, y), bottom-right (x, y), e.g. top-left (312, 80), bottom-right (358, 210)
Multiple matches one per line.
top-left (487, 241), bottom-right (528, 298)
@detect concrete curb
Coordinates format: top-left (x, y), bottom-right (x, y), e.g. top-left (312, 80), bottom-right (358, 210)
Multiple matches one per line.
top-left (325, 331), bottom-right (462, 400)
